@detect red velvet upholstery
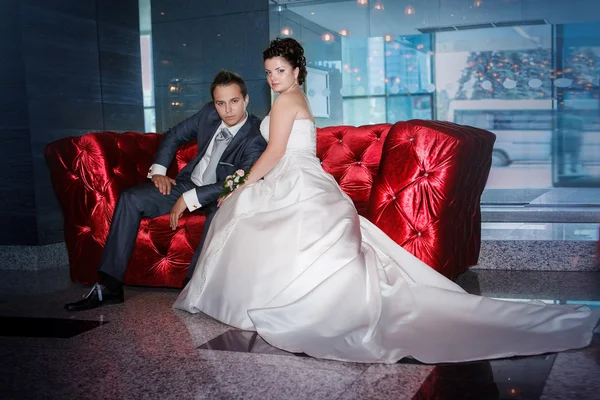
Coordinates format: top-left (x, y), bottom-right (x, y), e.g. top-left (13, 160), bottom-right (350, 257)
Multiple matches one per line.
top-left (45, 121), bottom-right (494, 287)
top-left (369, 120), bottom-right (495, 278)
top-left (317, 124), bottom-right (392, 216)
top-left (44, 132), bottom-right (203, 287)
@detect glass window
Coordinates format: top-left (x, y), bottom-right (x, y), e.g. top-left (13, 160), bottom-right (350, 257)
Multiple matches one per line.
top-left (555, 23), bottom-right (600, 183)
top-left (384, 35), bottom-right (433, 95)
top-left (339, 35), bottom-right (433, 125)
top-left (267, 0), bottom-right (600, 216)
top-left (455, 110), bottom-right (553, 131)
top-left (343, 97), bottom-right (386, 126)
top-left (387, 95), bottom-right (433, 122)
top-left (139, 0), bottom-right (155, 133)
top-left (436, 25), bottom-right (555, 186)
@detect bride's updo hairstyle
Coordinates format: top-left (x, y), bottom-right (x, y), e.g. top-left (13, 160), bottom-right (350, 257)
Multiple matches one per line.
top-left (263, 38), bottom-right (308, 86)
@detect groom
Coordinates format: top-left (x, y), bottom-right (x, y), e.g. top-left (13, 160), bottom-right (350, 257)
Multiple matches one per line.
top-left (65, 70), bottom-right (267, 311)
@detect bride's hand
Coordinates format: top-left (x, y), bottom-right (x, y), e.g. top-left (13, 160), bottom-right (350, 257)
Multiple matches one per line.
top-left (217, 192), bottom-right (233, 208)
top-left (217, 182), bottom-right (251, 207)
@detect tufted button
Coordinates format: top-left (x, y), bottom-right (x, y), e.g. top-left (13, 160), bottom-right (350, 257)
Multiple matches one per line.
top-left (392, 196), bottom-right (396, 200)
top-left (424, 173), bottom-right (429, 177)
top-left (417, 231), bottom-right (422, 237)
top-left (409, 137), bottom-right (414, 142)
top-left (377, 137), bottom-right (381, 141)
top-left (356, 161), bottom-right (361, 165)
top-left (339, 139), bottom-right (343, 143)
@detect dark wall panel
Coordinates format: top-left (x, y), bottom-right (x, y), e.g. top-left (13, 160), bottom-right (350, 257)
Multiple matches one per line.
top-left (97, 0), bottom-right (144, 132)
top-left (152, 0), bottom-right (270, 132)
top-left (151, 0), bottom-right (267, 23)
top-left (0, 0), bottom-right (144, 245)
top-left (0, 0), bottom-right (36, 244)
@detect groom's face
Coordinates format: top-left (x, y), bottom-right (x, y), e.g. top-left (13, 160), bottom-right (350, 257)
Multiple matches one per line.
top-left (213, 84), bottom-right (249, 128)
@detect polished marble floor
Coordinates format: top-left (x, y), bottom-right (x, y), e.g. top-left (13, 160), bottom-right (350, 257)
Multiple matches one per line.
top-left (0, 267), bottom-right (598, 400)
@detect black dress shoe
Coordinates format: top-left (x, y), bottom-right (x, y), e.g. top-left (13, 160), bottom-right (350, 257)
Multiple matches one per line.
top-left (65, 283), bottom-right (124, 311)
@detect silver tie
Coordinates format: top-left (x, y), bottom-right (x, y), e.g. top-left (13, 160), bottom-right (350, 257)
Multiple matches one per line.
top-left (201, 127), bottom-right (233, 184)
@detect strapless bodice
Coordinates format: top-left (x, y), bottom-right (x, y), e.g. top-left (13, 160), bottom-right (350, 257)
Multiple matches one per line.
top-left (260, 116), bottom-right (316, 156)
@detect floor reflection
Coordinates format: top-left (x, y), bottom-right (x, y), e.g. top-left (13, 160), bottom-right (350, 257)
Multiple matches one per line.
top-left (199, 330), bottom-right (558, 399)
top-left (0, 316), bottom-right (108, 338)
top-left (199, 330), bottom-right (308, 357)
top-left (412, 355), bottom-right (556, 399)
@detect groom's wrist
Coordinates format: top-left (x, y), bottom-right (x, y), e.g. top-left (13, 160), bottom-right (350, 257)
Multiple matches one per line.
top-left (147, 164), bottom-right (167, 178)
top-left (182, 189), bottom-right (202, 212)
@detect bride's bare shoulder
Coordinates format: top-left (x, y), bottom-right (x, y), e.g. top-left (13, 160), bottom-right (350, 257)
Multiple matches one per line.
top-left (274, 92), bottom-right (312, 120)
top-left (273, 90), bottom-right (302, 104)
top-left (272, 92), bottom-right (304, 113)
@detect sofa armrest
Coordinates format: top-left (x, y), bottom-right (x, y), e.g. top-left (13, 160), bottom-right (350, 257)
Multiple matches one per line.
top-left (368, 120), bottom-right (495, 278)
top-left (44, 131), bottom-right (163, 279)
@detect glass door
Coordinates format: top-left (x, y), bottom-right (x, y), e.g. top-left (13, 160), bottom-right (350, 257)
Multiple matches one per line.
top-left (553, 23), bottom-right (600, 187)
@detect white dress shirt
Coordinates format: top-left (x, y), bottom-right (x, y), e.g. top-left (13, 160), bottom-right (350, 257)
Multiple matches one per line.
top-left (147, 113), bottom-right (248, 212)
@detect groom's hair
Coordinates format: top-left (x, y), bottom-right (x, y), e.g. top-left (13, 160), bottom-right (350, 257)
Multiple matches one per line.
top-left (210, 70), bottom-right (248, 99)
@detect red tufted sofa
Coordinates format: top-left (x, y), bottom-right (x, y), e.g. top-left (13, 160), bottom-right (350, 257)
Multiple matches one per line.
top-left (45, 120), bottom-right (495, 287)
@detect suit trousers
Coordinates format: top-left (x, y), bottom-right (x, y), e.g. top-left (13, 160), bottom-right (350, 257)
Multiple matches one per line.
top-left (98, 179), bottom-right (198, 285)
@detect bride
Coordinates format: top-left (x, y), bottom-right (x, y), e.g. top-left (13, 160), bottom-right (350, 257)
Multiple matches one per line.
top-left (174, 38), bottom-right (598, 364)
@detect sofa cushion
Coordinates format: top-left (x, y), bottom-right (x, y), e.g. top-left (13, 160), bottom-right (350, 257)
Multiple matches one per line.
top-left (317, 124), bottom-right (392, 216)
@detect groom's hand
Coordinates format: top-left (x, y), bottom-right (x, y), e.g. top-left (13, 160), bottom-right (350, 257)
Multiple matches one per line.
top-left (170, 196), bottom-right (187, 230)
top-left (152, 174), bottom-right (176, 195)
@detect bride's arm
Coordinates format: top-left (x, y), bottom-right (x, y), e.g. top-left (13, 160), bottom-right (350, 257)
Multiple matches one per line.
top-left (242, 94), bottom-right (297, 185)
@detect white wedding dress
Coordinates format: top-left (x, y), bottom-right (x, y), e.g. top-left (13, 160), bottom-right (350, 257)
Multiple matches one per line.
top-left (174, 116), bottom-right (598, 364)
